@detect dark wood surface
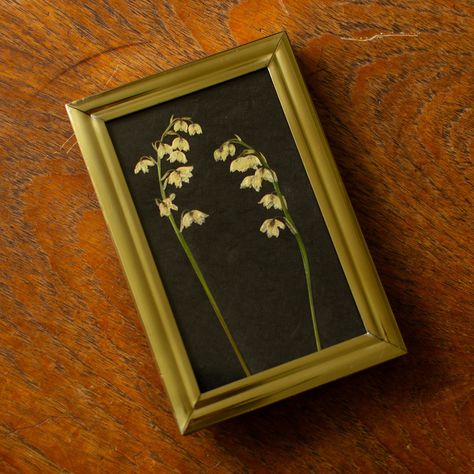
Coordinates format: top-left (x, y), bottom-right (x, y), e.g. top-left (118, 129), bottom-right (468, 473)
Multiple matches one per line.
top-left (1, 1), bottom-right (472, 472)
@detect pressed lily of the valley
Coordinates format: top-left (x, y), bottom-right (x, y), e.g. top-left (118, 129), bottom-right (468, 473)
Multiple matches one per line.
top-left (66, 32), bottom-right (406, 434)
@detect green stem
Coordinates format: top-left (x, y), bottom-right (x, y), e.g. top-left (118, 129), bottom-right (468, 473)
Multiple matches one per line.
top-left (273, 179), bottom-right (322, 351)
top-left (156, 138), bottom-right (251, 376)
top-left (230, 138), bottom-right (322, 351)
top-left (166, 213), bottom-right (251, 376)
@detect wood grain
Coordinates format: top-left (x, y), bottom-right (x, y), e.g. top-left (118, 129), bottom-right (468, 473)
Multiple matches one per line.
top-left (1, 1), bottom-right (473, 472)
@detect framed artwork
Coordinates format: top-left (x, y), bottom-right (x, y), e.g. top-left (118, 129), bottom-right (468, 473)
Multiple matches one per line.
top-left (67, 32), bottom-right (406, 434)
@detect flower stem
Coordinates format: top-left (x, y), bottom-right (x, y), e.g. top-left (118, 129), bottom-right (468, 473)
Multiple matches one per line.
top-left (271, 178), bottom-right (322, 352)
top-left (166, 213), bottom-right (251, 376)
top-left (156, 141), bottom-right (251, 377)
top-left (230, 138), bottom-right (322, 351)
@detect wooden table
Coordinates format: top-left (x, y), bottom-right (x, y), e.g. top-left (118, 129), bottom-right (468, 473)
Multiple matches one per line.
top-left (1, 1), bottom-right (472, 472)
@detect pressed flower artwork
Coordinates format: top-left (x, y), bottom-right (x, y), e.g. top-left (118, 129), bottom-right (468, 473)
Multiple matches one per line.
top-left (106, 69), bottom-right (365, 392)
top-left (133, 115), bottom-right (251, 377)
top-left (213, 136), bottom-right (321, 351)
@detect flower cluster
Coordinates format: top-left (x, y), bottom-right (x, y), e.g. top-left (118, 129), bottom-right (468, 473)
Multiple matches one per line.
top-left (135, 116), bottom-right (208, 232)
top-left (213, 137), bottom-right (287, 238)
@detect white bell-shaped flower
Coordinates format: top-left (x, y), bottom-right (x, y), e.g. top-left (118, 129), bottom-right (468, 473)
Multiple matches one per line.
top-left (180, 210), bottom-right (209, 231)
top-left (258, 193), bottom-right (284, 210)
top-left (230, 155), bottom-right (261, 173)
top-left (213, 141), bottom-right (236, 162)
top-left (155, 193), bottom-right (178, 217)
top-left (188, 123), bottom-right (203, 135)
top-left (173, 119), bottom-right (188, 132)
top-left (157, 143), bottom-right (172, 159)
top-left (260, 218), bottom-right (286, 238)
top-left (172, 137), bottom-right (190, 151)
top-left (168, 150), bottom-right (187, 163)
top-left (134, 157), bottom-right (155, 174)
top-left (165, 166), bottom-right (194, 188)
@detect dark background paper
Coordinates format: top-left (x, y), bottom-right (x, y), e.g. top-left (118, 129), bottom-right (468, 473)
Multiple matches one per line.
top-left (106, 69), bottom-right (365, 392)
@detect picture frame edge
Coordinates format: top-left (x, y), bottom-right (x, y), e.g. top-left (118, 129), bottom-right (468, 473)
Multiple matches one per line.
top-left (66, 105), bottom-right (199, 433)
top-left (268, 34), bottom-right (406, 350)
top-left (184, 334), bottom-right (406, 434)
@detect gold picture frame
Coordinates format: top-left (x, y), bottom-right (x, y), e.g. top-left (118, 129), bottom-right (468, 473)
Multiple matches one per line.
top-left (66, 32), bottom-right (406, 434)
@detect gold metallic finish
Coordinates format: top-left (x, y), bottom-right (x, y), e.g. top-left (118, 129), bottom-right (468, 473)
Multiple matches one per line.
top-left (67, 32), bottom-right (406, 435)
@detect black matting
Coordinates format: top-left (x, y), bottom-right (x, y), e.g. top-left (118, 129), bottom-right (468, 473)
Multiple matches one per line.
top-left (106, 69), bottom-right (365, 392)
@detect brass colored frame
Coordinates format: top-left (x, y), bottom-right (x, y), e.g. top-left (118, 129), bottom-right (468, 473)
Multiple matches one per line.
top-left (67, 32), bottom-right (406, 434)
